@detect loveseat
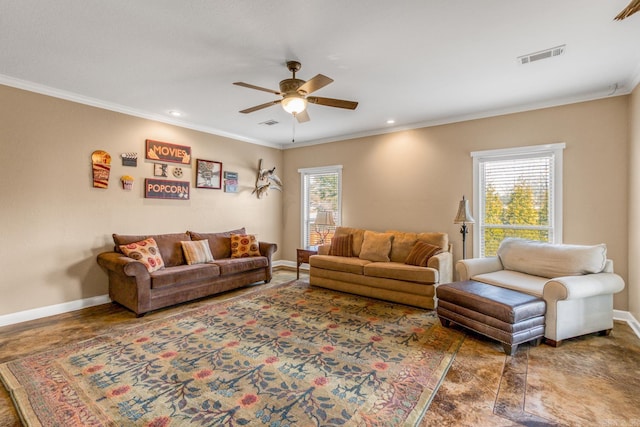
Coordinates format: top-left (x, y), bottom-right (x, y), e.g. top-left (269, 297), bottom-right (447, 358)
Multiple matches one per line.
top-left (309, 227), bottom-right (452, 309)
top-left (456, 238), bottom-right (625, 345)
top-left (97, 228), bottom-right (277, 315)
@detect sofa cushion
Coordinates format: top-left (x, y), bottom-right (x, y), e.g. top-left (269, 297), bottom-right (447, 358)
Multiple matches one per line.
top-left (119, 237), bottom-right (165, 273)
top-left (386, 231), bottom-right (418, 263)
top-left (230, 234), bottom-right (261, 258)
top-left (212, 257), bottom-right (268, 275)
top-left (188, 228), bottom-right (246, 260)
top-left (310, 254), bottom-right (371, 274)
top-left (150, 263), bottom-right (221, 289)
top-left (417, 232), bottom-right (449, 251)
top-left (405, 241), bottom-right (443, 267)
top-left (114, 233), bottom-right (190, 267)
top-left (359, 231), bottom-right (394, 262)
top-left (329, 234), bottom-right (352, 257)
top-left (333, 227), bottom-right (366, 257)
top-left (471, 270), bottom-right (547, 298)
top-left (364, 262), bottom-right (438, 284)
top-left (180, 239), bottom-right (214, 265)
top-left (497, 238), bottom-right (607, 278)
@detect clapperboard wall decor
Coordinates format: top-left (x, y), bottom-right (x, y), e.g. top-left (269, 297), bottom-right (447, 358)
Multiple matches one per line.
top-left (121, 152), bottom-right (138, 167)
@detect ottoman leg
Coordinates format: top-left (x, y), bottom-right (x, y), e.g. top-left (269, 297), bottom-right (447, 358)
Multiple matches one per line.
top-left (439, 317), bottom-right (451, 327)
top-left (503, 343), bottom-right (517, 356)
top-left (531, 337), bottom-right (543, 347)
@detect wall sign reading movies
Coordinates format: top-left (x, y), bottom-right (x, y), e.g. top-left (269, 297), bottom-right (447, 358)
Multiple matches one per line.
top-left (145, 139), bottom-right (191, 164)
top-left (145, 178), bottom-right (190, 200)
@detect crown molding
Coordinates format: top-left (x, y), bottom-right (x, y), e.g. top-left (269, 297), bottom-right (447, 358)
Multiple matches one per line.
top-left (0, 74), bottom-right (282, 149)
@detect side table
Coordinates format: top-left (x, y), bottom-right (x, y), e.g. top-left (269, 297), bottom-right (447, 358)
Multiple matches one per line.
top-left (296, 246), bottom-right (318, 279)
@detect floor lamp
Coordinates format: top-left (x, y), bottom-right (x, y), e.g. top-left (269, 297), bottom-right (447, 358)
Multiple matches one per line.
top-left (314, 211), bottom-right (335, 245)
top-left (454, 196), bottom-right (475, 259)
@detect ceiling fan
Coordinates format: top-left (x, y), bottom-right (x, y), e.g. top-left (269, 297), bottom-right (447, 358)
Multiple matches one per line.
top-left (234, 61), bottom-right (358, 123)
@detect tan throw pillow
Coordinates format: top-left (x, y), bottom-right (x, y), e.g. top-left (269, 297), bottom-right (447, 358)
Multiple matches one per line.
top-left (180, 240), bottom-right (214, 265)
top-left (405, 241), bottom-right (443, 267)
top-left (230, 234), bottom-right (261, 258)
top-left (359, 231), bottom-right (394, 262)
top-left (119, 237), bottom-right (165, 272)
top-left (329, 234), bottom-right (353, 257)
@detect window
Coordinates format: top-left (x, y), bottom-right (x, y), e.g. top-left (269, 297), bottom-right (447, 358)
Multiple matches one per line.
top-left (299, 165), bottom-right (342, 248)
top-left (472, 143), bottom-right (565, 257)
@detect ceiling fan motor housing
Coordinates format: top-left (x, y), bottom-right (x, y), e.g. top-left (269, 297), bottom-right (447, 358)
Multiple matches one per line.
top-left (279, 78), bottom-right (305, 95)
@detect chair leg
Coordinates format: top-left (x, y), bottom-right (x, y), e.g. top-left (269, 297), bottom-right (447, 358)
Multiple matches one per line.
top-left (530, 337), bottom-right (543, 347)
top-left (598, 329), bottom-right (612, 336)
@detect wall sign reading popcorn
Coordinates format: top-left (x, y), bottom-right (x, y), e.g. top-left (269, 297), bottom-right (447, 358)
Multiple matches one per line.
top-left (144, 178), bottom-right (190, 200)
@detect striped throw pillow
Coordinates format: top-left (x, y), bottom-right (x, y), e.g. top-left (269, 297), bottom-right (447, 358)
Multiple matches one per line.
top-left (329, 234), bottom-right (353, 257)
top-left (405, 241), bottom-right (443, 267)
top-left (181, 239), bottom-right (214, 265)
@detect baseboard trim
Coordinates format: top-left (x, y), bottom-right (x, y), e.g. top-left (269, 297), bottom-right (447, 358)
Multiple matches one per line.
top-left (613, 310), bottom-right (640, 339)
top-left (0, 294), bottom-right (111, 328)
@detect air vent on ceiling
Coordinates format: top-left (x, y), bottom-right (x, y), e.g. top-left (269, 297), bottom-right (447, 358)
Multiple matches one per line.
top-left (259, 119), bottom-right (279, 126)
top-left (518, 45), bottom-right (565, 65)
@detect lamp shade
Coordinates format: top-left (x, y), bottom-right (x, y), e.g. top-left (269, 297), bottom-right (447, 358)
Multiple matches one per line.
top-left (281, 95), bottom-right (307, 114)
top-left (454, 196), bottom-right (475, 224)
top-left (314, 211), bottom-right (335, 226)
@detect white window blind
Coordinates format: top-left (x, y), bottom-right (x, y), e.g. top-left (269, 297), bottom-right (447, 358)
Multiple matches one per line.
top-left (299, 165), bottom-right (342, 248)
top-left (472, 143), bottom-right (564, 257)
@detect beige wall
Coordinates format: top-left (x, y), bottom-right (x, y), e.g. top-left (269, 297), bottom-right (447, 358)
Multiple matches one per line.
top-left (0, 83), bottom-right (634, 318)
top-left (0, 85), bottom-right (283, 316)
top-left (283, 96), bottom-right (630, 310)
top-left (629, 83), bottom-right (640, 320)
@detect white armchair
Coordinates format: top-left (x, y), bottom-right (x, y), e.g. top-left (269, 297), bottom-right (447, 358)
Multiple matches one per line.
top-left (456, 238), bottom-right (625, 346)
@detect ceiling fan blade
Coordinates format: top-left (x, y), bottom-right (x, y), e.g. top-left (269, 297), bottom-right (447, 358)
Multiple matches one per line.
top-left (307, 96), bottom-right (358, 110)
top-left (614, 0), bottom-right (640, 20)
top-left (295, 109), bottom-right (310, 123)
top-left (298, 74), bottom-right (333, 95)
top-left (239, 100), bottom-right (281, 114)
top-left (233, 82), bottom-right (281, 95)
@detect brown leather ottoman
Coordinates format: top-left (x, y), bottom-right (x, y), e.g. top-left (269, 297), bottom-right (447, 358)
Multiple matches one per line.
top-left (436, 280), bottom-right (546, 355)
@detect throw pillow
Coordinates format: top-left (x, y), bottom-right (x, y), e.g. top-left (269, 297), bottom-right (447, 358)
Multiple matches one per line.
top-left (230, 234), bottom-right (261, 258)
top-left (405, 241), bottom-right (443, 267)
top-left (359, 231), bottom-right (394, 262)
top-left (329, 234), bottom-right (353, 257)
top-left (180, 239), bottom-right (214, 265)
top-left (119, 237), bottom-right (165, 273)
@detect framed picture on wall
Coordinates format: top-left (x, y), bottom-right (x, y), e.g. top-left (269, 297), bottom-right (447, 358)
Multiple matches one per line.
top-left (196, 159), bottom-right (222, 189)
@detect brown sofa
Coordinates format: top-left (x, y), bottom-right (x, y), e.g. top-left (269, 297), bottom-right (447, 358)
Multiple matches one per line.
top-left (97, 228), bottom-right (277, 315)
top-left (310, 227), bottom-right (452, 309)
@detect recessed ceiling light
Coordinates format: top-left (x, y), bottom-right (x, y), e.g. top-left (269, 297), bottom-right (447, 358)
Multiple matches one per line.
top-left (168, 110), bottom-right (183, 117)
top-left (386, 119), bottom-right (395, 124)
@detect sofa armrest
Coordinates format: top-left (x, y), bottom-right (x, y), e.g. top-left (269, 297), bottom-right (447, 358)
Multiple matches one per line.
top-left (543, 273), bottom-right (625, 301)
top-left (97, 252), bottom-right (150, 279)
top-left (428, 251), bottom-right (453, 283)
top-left (259, 242), bottom-right (278, 261)
top-left (456, 256), bottom-right (504, 281)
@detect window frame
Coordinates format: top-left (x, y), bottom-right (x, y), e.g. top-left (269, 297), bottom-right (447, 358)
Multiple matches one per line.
top-left (298, 165), bottom-right (343, 248)
top-left (471, 143), bottom-right (565, 258)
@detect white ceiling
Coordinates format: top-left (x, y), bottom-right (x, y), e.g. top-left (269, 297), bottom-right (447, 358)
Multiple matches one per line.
top-left (2, 1), bottom-right (640, 148)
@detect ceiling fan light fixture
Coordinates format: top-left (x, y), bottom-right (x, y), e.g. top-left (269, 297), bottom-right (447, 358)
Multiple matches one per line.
top-left (281, 94), bottom-right (307, 115)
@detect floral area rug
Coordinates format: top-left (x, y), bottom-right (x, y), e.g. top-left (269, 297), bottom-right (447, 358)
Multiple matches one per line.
top-left (0, 282), bottom-right (464, 426)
